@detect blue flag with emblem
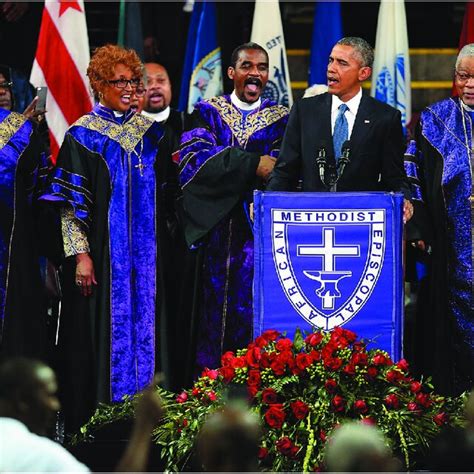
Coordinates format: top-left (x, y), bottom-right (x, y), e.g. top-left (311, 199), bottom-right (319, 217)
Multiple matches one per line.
top-left (178, 0), bottom-right (223, 113)
top-left (254, 191), bottom-right (404, 360)
top-left (309, 0), bottom-right (343, 87)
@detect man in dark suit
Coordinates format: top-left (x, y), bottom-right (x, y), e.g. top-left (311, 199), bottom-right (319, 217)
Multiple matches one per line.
top-left (267, 37), bottom-right (413, 222)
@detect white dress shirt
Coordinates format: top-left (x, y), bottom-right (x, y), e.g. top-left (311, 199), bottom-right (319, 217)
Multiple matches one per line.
top-left (331, 88), bottom-right (363, 138)
top-left (0, 418), bottom-right (90, 472)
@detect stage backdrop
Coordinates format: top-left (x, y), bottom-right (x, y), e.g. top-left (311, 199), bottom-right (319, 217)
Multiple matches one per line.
top-left (253, 191), bottom-right (404, 360)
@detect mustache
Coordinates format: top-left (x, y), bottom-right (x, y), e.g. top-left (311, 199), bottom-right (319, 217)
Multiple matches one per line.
top-left (245, 78), bottom-right (263, 88)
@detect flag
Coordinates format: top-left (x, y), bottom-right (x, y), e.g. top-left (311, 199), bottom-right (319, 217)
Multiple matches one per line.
top-left (251, 0), bottom-right (293, 107)
top-left (309, 1), bottom-right (343, 87)
top-left (458, 1), bottom-right (474, 47)
top-left (117, 0), bottom-right (144, 59)
top-left (30, 0), bottom-right (93, 162)
top-left (178, 0), bottom-right (222, 113)
top-left (371, 0), bottom-right (411, 129)
top-left (453, 1), bottom-right (474, 94)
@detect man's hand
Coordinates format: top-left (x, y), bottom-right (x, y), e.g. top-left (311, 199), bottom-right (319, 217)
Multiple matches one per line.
top-left (256, 155), bottom-right (276, 180)
top-left (403, 199), bottom-right (414, 224)
top-left (75, 253), bottom-right (97, 296)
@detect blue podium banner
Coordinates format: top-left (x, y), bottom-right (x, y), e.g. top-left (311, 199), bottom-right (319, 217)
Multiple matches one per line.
top-left (253, 191), bottom-right (404, 360)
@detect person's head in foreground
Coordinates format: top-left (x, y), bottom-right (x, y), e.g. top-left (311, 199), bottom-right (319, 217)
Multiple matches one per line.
top-left (196, 404), bottom-right (261, 471)
top-left (0, 357), bottom-right (60, 436)
top-left (324, 420), bottom-right (400, 472)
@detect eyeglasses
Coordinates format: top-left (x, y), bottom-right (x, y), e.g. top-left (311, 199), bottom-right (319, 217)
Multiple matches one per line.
top-left (455, 71), bottom-right (474, 83)
top-left (134, 88), bottom-right (146, 97)
top-left (0, 81), bottom-right (12, 89)
top-left (107, 78), bottom-right (140, 89)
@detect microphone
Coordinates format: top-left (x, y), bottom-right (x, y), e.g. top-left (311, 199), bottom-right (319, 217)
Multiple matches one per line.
top-left (338, 140), bottom-right (351, 177)
top-left (316, 141), bottom-right (327, 185)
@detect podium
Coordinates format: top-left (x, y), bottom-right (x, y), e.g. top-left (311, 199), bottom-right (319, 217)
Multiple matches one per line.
top-left (253, 191), bottom-right (404, 360)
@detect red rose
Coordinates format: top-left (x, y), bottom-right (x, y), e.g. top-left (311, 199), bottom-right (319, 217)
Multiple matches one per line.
top-left (372, 353), bottom-right (392, 366)
top-left (296, 353), bottom-right (313, 370)
top-left (278, 350), bottom-right (294, 365)
top-left (396, 358), bottom-right (409, 372)
top-left (219, 366), bottom-right (235, 383)
top-left (192, 387), bottom-right (200, 397)
top-left (384, 393), bottom-right (399, 409)
top-left (331, 395), bottom-right (346, 412)
top-left (276, 338), bottom-right (293, 352)
top-left (245, 347), bottom-right (262, 368)
top-left (352, 352), bottom-right (368, 366)
top-left (264, 404), bottom-right (286, 429)
top-left (262, 388), bottom-right (278, 404)
top-left (221, 351), bottom-right (235, 367)
top-left (407, 402), bottom-right (420, 414)
top-left (258, 447), bottom-right (269, 459)
top-left (319, 429), bottom-right (327, 442)
top-left (415, 392), bottom-right (432, 408)
top-left (262, 329), bottom-right (280, 341)
top-left (276, 436), bottom-right (298, 458)
top-left (247, 369), bottom-right (261, 387)
top-left (324, 378), bottom-right (337, 392)
top-left (343, 363), bottom-right (356, 376)
top-left (182, 418), bottom-right (188, 427)
top-left (310, 350), bottom-right (321, 362)
top-left (410, 381), bottom-right (422, 393)
top-left (176, 391), bottom-right (188, 403)
top-left (201, 368), bottom-right (219, 380)
top-left (291, 400), bottom-right (310, 419)
top-left (433, 412), bottom-right (449, 426)
top-left (255, 335), bottom-right (269, 348)
top-left (366, 366), bottom-right (378, 378)
top-left (270, 358), bottom-right (286, 376)
top-left (386, 369), bottom-right (403, 383)
top-left (325, 357), bottom-right (343, 371)
top-left (207, 391), bottom-right (217, 401)
top-left (231, 356), bottom-right (246, 368)
top-left (353, 399), bottom-right (368, 414)
top-left (305, 332), bottom-right (323, 347)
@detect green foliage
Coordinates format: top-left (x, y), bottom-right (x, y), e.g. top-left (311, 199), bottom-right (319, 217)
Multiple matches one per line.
top-left (73, 329), bottom-right (468, 471)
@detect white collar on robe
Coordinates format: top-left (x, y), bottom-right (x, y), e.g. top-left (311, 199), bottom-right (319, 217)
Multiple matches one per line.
top-left (142, 106), bottom-right (171, 122)
top-left (230, 91), bottom-right (261, 111)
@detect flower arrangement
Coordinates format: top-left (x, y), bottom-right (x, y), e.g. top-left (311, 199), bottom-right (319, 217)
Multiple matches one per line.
top-left (76, 328), bottom-right (466, 471)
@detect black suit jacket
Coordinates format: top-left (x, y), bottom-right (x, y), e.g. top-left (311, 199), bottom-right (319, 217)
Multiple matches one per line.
top-left (267, 92), bottom-right (410, 197)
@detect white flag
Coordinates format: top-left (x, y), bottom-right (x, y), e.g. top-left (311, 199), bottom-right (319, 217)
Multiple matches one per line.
top-left (30, 0), bottom-right (93, 162)
top-left (251, 0), bottom-right (293, 107)
top-left (371, 0), bottom-right (411, 128)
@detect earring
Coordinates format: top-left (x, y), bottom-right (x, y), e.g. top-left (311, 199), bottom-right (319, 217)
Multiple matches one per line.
top-left (98, 91), bottom-right (104, 99)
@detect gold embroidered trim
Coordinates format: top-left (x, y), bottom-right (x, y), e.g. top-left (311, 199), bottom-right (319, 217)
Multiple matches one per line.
top-left (206, 96), bottom-right (288, 147)
top-left (0, 112), bottom-right (27, 151)
top-left (74, 113), bottom-right (154, 154)
top-left (61, 207), bottom-right (90, 257)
